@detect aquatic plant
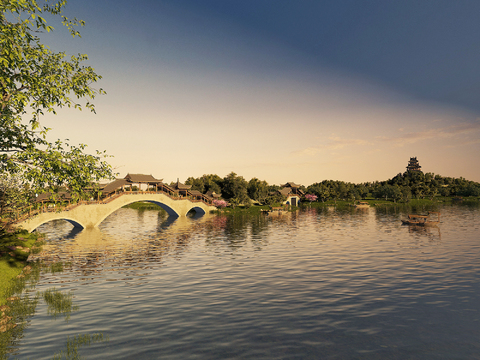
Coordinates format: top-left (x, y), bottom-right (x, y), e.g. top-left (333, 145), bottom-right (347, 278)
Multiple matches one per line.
top-left (42, 288), bottom-right (79, 322)
top-left (51, 333), bottom-right (109, 360)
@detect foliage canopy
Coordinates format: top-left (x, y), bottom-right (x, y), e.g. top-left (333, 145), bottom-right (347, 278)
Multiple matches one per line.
top-left (0, 0), bottom-right (113, 202)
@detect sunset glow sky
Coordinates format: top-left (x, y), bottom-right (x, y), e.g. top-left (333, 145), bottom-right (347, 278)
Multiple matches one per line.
top-left (40, 0), bottom-right (480, 185)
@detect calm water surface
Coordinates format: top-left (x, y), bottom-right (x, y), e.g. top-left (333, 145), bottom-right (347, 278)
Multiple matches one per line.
top-left (7, 205), bottom-right (480, 359)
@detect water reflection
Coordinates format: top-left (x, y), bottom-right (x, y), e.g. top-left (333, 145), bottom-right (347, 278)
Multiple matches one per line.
top-left (51, 333), bottom-right (108, 360)
top-left (15, 205), bottom-right (480, 359)
top-left (406, 224), bottom-right (442, 242)
top-left (42, 288), bottom-right (79, 322)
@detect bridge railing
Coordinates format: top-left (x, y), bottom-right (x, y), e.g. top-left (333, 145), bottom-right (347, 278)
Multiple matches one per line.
top-left (14, 189), bottom-right (215, 224)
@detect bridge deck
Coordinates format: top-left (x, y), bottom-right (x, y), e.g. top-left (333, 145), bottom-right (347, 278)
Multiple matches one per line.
top-left (14, 190), bottom-right (217, 232)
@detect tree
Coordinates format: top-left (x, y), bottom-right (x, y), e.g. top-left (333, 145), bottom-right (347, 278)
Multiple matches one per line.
top-left (185, 174), bottom-right (223, 194)
top-left (374, 184), bottom-right (395, 201)
top-left (1, 0), bottom-right (113, 204)
top-left (221, 172), bottom-right (249, 206)
top-left (391, 185), bottom-right (402, 203)
top-left (212, 199), bottom-right (227, 209)
top-left (247, 178), bottom-right (269, 204)
top-left (0, 174), bottom-right (34, 233)
top-left (185, 176), bottom-right (205, 193)
top-left (202, 174), bottom-right (223, 194)
top-left (401, 186), bottom-right (412, 203)
top-left (264, 192), bottom-right (286, 206)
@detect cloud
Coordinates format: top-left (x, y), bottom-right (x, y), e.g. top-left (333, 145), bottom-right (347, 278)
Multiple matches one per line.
top-left (292, 135), bottom-right (372, 156)
top-left (377, 122), bottom-right (480, 147)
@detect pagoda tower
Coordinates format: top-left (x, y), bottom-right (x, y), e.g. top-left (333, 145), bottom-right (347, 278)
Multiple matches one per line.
top-left (406, 157), bottom-right (422, 172)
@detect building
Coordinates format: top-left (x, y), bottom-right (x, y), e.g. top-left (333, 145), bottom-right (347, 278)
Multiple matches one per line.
top-left (169, 179), bottom-right (192, 197)
top-left (280, 182), bottom-right (305, 206)
top-left (100, 174), bottom-right (165, 196)
top-left (406, 157), bottom-right (422, 172)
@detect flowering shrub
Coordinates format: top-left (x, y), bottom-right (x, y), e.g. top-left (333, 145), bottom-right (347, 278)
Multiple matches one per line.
top-left (213, 199), bottom-right (228, 208)
top-left (304, 194), bottom-right (318, 202)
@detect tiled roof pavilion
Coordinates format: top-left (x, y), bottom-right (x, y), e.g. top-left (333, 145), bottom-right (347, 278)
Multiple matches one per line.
top-left (101, 174), bottom-right (164, 195)
top-left (124, 174), bottom-right (163, 183)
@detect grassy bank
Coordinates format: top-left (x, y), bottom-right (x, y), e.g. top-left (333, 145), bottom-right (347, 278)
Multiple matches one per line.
top-left (214, 204), bottom-right (300, 216)
top-left (0, 230), bottom-right (44, 306)
top-left (301, 196), bottom-right (479, 208)
top-left (122, 201), bottom-right (167, 213)
top-left (211, 196), bottom-right (480, 215)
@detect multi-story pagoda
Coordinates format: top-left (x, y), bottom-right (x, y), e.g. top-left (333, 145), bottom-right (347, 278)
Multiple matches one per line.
top-left (406, 157), bottom-right (422, 172)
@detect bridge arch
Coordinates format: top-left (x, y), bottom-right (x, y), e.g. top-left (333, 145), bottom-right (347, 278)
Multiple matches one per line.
top-left (31, 216), bottom-right (86, 232)
top-left (94, 199), bottom-right (180, 228)
top-left (16, 193), bottom-right (216, 233)
top-left (186, 206), bottom-right (207, 217)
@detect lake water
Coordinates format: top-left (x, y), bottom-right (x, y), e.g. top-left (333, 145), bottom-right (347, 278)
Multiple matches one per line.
top-left (5, 204), bottom-right (480, 359)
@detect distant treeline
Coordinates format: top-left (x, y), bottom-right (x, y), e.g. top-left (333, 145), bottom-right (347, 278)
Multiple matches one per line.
top-left (184, 173), bottom-right (284, 207)
top-left (307, 171), bottom-right (480, 203)
top-left (184, 171), bottom-right (480, 204)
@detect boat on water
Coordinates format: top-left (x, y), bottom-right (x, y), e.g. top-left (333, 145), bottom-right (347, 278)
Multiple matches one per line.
top-left (355, 201), bottom-right (370, 208)
top-left (401, 211), bottom-right (440, 227)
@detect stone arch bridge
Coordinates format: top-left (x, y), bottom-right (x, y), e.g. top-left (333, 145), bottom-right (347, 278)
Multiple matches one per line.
top-left (16, 192), bottom-right (217, 233)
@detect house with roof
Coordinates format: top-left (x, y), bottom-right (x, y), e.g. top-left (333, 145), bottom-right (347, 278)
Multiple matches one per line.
top-left (124, 173), bottom-right (164, 191)
top-left (205, 190), bottom-right (222, 200)
top-left (168, 179), bottom-right (192, 197)
top-left (280, 182), bottom-right (305, 206)
top-left (100, 174), bottom-right (165, 196)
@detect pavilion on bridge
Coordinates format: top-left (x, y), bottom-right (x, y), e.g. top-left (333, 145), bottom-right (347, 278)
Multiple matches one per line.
top-left (34, 174), bottom-right (218, 205)
top-left (168, 179), bottom-right (192, 197)
top-left (100, 173), bottom-right (170, 197)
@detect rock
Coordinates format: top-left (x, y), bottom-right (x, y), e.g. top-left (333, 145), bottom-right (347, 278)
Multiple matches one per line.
top-left (0, 322), bottom-right (17, 333)
top-left (0, 316), bottom-right (12, 326)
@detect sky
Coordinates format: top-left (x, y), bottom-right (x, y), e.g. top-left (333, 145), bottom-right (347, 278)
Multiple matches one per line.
top-left (38, 0), bottom-right (480, 185)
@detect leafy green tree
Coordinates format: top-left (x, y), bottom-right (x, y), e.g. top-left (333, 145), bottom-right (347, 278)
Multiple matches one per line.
top-left (349, 189), bottom-right (361, 201)
top-left (374, 184), bottom-right (397, 201)
top-left (185, 176), bottom-right (205, 193)
top-left (438, 185), bottom-right (450, 197)
top-left (318, 186), bottom-right (330, 202)
top-left (1, 0), bottom-right (113, 203)
top-left (202, 174), bottom-right (223, 194)
top-left (411, 184), bottom-right (425, 199)
top-left (185, 174), bottom-right (223, 194)
top-left (401, 186), bottom-right (412, 203)
top-left (0, 174), bottom-right (34, 232)
top-left (458, 182), bottom-right (480, 197)
top-left (391, 185), bottom-right (402, 203)
top-left (264, 192), bottom-right (286, 206)
top-left (247, 178), bottom-right (269, 203)
top-left (222, 172), bottom-right (249, 205)
top-left (337, 182), bottom-right (348, 200)
top-left (355, 184), bottom-right (369, 199)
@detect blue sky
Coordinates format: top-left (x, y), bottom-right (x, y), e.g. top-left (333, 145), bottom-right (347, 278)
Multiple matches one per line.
top-left (39, 0), bottom-right (480, 184)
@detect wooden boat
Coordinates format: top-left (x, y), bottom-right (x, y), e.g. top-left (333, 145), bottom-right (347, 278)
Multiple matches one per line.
top-left (355, 201), bottom-right (370, 208)
top-left (401, 212), bottom-right (440, 227)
